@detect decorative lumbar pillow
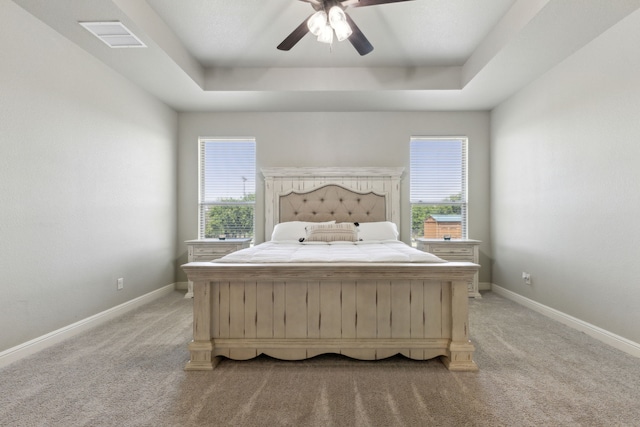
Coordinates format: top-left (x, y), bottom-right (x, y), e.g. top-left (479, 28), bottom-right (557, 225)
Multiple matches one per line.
top-left (271, 221), bottom-right (335, 241)
top-left (356, 221), bottom-right (399, 241)
top-left (305, 222), bottom-right (358, 242)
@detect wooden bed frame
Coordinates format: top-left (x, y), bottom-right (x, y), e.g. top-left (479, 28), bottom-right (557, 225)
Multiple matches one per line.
top-left (182, 167), bottom-right (479, 372)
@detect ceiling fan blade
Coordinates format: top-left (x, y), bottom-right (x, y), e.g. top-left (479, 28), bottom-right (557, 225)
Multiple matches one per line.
top-left (348, 0), bottom-right (415, 7)
top-left (345, 14), bottom-right (373, 56)
top-left (277, 16), bottom-right (312, 51)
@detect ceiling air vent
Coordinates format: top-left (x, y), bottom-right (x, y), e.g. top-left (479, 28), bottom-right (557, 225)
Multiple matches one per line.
top-left (79, 21), bottom-right (146, 48)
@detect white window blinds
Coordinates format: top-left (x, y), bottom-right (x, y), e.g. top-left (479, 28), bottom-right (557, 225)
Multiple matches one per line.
top-left (410, 137), bottom-right (468, 239)
top-left (410, 138), bottom-right (467, 204)
top-left (199, 138), bottom-right (256, 239)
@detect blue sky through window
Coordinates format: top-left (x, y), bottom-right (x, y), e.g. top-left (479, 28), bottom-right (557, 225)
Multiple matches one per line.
top-left (410, 138), bottom-right (466, 204)
top-left (202, 139), bottom-right (256, 201)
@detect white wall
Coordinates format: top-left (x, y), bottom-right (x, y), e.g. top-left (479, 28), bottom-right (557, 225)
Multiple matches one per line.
top-left (491, 9), bottom-right (640, 343)
top-left (176, 111), bottom-right (491, 283)
top-left (0, 2), bottom-right (178, 352)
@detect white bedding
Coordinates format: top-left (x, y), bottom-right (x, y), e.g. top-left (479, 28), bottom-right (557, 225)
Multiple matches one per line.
top-left (213, 241), bottom-right (446, 264)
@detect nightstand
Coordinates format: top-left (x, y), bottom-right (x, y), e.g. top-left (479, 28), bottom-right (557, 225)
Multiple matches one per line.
top-left (415, 238), bottom-right (481, 298)
top-left (184, 238), bottom-right (252, 298)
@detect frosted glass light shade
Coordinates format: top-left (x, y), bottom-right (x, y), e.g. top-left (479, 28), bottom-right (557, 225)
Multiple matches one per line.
top-left (329, 6), bottom-right (347, 26)
top-left (307, 11), bottom-right (328, 36)
top-left (332, 21), bottom-right (352, 41)
top-left (328, 7), bottom-right (352, 42)
top-left (317, 24), bottom-right (334, 44)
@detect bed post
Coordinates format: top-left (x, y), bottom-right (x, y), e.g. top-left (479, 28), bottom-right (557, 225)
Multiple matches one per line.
top-left (442, 280), bottom-right (478, 371)
top-left (185, 279), bottom-right (221, 371)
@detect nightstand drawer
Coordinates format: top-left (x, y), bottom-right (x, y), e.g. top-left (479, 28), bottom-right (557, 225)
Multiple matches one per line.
top-left (193, 246), bottom-right (237, 257)
top-left (192, 253), bottom-right (233, 261)
top-left (430, 246), bottom-right (473, 258)
top-left (437, 254), bottom-right (473, 262)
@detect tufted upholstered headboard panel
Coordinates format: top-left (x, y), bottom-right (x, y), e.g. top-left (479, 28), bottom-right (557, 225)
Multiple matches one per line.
top-left (279, 184), bottom-right (386, 224)
top-left (262, 167), bottom-right (404, 242)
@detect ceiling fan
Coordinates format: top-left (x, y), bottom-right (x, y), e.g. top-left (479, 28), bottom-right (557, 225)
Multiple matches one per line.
top-left (277, 0), bottom-right (415, 56)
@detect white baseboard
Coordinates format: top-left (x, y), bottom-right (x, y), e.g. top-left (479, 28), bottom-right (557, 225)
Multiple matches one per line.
top-left (175, 281), bottom-right (188, 291)
top-left (491, 284), bottom-right (640, 359)
top-left (479, 281), bottom-right (491, 291)
top-left (0, 283), bottom-right (178, 369)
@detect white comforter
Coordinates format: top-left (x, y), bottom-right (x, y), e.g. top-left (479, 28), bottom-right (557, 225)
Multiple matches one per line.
top-left (213, 241), bottom-right (446, 264)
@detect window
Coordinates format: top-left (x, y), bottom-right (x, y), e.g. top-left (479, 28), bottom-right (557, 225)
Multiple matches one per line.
top-left (410, 137), bottom-right (468, 241)
top-left (199, 138), bottom-right (256, 240)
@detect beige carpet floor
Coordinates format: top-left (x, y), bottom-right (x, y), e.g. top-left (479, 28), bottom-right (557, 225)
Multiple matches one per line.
top-left (1, 290), bottom-right (639, 427)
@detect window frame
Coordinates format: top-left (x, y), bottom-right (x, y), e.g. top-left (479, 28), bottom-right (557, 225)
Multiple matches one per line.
top-left (409, 136), bottom-right (469, 241)
top-left (198, 137), bottom-right (256, 240)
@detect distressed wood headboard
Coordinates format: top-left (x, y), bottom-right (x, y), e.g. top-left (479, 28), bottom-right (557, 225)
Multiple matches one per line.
top-left (261, 167), bottom-right (404, 241)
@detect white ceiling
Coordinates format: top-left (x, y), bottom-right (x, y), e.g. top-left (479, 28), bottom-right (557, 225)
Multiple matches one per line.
top-left (12, 0), bottom-right (640, 112)
top-left (145, 0), bottom-right (516, 68)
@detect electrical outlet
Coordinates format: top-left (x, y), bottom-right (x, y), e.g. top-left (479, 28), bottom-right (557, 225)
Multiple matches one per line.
top-left (522, 272), bottom-right (531, 285)
top-left (117, 278), bottom-right (124, 290)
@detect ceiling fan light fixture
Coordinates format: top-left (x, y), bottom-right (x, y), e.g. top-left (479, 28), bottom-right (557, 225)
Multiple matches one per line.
top-left (332, 21), bottom-right (352, 41)
top-left (328, 6), bottom-right (347, 26)
top-left (317, 24), bottom-right (334, 44)
top-left (279, 0), bottom-right (392, 55)
top-left (307, 11), bottom-right (328, 36)
top-left (328, 6), bottom-right (352, 42)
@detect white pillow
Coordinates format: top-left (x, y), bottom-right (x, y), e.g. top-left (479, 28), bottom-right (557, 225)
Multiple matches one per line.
top-left (271, 221), bottom-right (335, 242)
top-left (356, 221), bottom-right (399, 241)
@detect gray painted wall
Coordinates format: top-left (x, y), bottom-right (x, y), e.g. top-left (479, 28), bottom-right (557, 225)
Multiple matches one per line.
top-left (491, 9), bottom-right (640, 344)
top-left (0, 3), bottom-right (178, 352)
top-left (176, 111), bottom-right (491, 284)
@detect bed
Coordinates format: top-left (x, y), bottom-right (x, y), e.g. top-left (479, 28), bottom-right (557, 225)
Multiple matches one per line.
top-left (182, 167), bottom-right (479, 371)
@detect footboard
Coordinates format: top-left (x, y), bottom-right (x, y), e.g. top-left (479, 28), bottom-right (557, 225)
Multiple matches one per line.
top-left (182, 262), bottom-right (479, 372)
